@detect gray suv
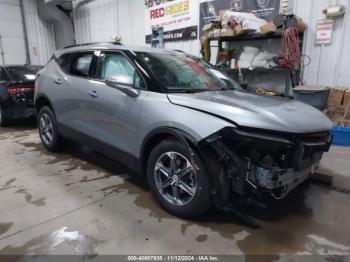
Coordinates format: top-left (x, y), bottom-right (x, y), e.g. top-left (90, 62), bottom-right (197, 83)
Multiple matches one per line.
top-left (35, 43), bottom-right (332, 217)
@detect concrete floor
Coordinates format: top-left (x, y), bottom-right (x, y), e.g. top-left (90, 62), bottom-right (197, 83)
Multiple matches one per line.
top-left (1, 124), bottom-right (350, 259)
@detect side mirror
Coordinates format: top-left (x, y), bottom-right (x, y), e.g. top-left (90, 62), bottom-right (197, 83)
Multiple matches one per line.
top-left (105, 75), bottom-right (140, 98)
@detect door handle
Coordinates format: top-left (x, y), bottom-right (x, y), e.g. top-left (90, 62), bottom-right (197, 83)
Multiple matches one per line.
top-left (54, 78), bottom-right (62, 85)
top-left (88, 90), bottom-right (99, 98)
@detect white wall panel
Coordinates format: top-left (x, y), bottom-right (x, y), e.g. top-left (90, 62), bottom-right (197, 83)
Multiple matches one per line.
top-left (294, 0), bottom-right (350, 87)
top-left (72, 0), bottom-right (198, 51)
top-left (22, 0), bottom-right (56, 65)
top-left (0, 0), bottom-right (26, 65)
top-left (0, 0), bottom-right (54, 65)
top-left (73, 0), bottom-right (145, 46)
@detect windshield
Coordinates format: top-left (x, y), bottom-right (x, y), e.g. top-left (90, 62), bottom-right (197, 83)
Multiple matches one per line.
top-left (136, 52), bottom-right (241, 93)
top-left (5, 66), bottom-right (42, 82)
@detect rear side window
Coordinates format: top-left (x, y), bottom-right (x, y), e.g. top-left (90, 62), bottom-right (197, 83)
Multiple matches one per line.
top-left (57, 52), bottom-right (94, 78)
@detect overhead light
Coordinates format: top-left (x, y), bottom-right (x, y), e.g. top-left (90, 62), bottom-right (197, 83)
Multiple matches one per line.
top-left (323, 5), bottom-right (345, 17)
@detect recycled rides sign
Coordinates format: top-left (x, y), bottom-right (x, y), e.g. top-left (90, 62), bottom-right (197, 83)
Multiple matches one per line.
top-left (145, 0), bottom-right (198, 43)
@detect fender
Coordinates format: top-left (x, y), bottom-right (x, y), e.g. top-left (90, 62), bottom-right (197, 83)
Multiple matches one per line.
top-left (139, 127), bottom-right (198, 175)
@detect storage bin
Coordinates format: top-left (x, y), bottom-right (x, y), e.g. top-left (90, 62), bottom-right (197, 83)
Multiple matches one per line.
top-left (332, 126), bottom-right (350, 146)
top-left (293, 86), bottom-right (330, 110)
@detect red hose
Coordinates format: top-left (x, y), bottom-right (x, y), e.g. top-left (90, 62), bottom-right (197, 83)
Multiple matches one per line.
top-left (282, 28), bottom-right (302, 69)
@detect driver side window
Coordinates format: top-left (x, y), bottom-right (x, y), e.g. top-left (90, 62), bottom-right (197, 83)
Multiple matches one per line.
top-left (97, 52), bottom-right (145, 89)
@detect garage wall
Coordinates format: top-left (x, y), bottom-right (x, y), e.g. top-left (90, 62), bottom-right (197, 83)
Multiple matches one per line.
top-left (72, 0), bottom-right (201, 55)
top-left (73, 0), bottom-right (145, 46)
top-left (294, 0), bottom-right (350, 87)
top-left (0, 0), bottom-right (346, 85)
top-left (22, 0), bottom-right (56, 65)
top-left (0, 0), bottom-right (27, 65)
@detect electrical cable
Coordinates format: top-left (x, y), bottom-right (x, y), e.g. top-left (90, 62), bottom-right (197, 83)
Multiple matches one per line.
top-left (282, 28), bottom-right (313, 86)
top-left (282, 27), bottom-right (302, 70)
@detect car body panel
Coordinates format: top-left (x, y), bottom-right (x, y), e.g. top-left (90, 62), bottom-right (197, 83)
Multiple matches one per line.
top-left (135, 91), bottom-right (235, 157)
top-left (167, 90), bottom-right (332, 134)
top-left (84, 79), bottom-right (145, 155)
top-left (35, 43), bottom-right (333, 204)
top-left (36, 58), bottom-right (96, 135)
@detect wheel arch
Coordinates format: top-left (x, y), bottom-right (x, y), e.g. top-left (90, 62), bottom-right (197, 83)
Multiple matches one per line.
top-left (34, 95), bottom-right (54, 116)
top-left (140, 127), bottom-right (199, 176)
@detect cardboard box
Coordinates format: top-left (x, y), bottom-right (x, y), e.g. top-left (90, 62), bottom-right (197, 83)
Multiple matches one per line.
top-left (328, 104), bottom-right (350, 122)
top-left (329, 105), bottom-right (346, 119)
top-left (234, 24), bottom-right (246, 35)
top-left (260, 22), bottom-right (277, 34)
top-left (216, 50), bottom-right (231, 65)
top-left (213, 28), bottom-right (221, 38)
top-left (221, 28), bottom-right (235, 37)
top-left (202, 23), bottom-right (214, 32)
top-left (343, 89), bottom-right (350, 106)
top-left (327, 86), bottom-right (347, 107)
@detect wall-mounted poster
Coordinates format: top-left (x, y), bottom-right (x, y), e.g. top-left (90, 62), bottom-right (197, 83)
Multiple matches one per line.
top-left (199, 0), bottom-right (281, 36)
top-left (145, 0), bottom-right (198, 43)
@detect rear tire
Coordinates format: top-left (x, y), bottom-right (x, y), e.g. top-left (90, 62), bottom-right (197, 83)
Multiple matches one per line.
top-left (147, 139), bottom-right (212, 218)
top-left (0, 106), bottom-right (7, 127)
top-left (38, 106), bottom-right (63, 152)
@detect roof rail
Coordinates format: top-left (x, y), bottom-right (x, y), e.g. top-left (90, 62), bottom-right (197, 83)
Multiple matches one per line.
top-left (63, 42), bottom-right (122, 49)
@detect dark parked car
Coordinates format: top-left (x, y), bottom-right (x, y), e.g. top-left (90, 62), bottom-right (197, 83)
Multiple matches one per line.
top-left (0, 65), bottom-right (42, 126)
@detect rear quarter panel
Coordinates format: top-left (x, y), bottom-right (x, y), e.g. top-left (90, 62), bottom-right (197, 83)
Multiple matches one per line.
top-left (35, 60), bottom-right (80, 125)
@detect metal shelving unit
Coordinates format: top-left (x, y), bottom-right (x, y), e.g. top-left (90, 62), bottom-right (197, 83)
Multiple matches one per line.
top-left (208, 30), bottom-right (304, 96)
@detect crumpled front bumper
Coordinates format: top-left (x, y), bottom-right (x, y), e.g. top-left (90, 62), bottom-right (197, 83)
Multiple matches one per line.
top-left (197, 127), bottom-right (332, 205)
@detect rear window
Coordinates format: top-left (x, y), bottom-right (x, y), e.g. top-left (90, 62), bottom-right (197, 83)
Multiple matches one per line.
top-left (4, 66), bottom-right (41, 82)
top-left (56, 52), bottom-right (93, 77)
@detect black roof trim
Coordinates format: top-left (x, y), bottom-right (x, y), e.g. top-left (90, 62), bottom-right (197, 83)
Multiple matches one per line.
top-left (63, 42), bottom-right (122, 49)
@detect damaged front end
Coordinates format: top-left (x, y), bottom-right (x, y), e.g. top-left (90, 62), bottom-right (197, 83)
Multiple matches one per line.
top-left (197, 127), bottom-right (332, 207)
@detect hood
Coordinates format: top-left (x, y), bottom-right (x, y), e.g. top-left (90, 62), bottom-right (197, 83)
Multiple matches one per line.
top-left (167, 90), bottom-right (332, 134)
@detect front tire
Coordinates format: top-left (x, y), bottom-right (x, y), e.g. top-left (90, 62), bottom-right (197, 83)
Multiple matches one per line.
top-left (147, 139), bottom-right (212, 218)
top-left (38, 106), bottom-right (63, 152)
top-left (0, 106), bottom-right (7, 127)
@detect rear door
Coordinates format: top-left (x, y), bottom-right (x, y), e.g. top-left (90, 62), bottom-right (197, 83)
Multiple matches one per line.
top-left (51, 51), bottom-right (98, 137)
top-left (86, 51), bottom-right (147, 157)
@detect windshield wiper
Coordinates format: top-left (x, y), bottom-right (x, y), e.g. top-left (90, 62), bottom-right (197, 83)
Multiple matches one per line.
top-left (203, 87), bottom-right (235, 92)
top-left (166, 88), bottom-right (208, 94)
top-left (219, 87), bottom-right (235, 91)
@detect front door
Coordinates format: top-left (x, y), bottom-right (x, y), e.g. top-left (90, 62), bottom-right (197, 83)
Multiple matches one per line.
top-left (86, 51), bottom-right (147, 157)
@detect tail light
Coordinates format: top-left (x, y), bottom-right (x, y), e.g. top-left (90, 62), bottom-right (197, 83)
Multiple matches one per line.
top-left (7, 86), bottom-right (34, 95)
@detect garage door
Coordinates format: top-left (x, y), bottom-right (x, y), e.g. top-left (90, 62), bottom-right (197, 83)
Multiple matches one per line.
top-left (0, 0), bottom-right (27, 65)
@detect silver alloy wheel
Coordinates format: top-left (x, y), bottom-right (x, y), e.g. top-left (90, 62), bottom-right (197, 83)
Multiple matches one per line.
top-left (39, 113), bottom-right (53, 145)
top-left (154, 152), bottom-right (197, 206)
